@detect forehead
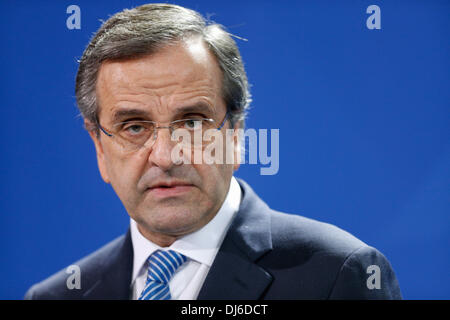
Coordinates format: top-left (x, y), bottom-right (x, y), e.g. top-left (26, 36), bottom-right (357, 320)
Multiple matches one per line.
top-left (96, 38), bottom-right (224, 119)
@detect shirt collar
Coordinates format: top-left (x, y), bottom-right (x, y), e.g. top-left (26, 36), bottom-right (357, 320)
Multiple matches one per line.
top-left (130, 176), bottom-right (242, 282)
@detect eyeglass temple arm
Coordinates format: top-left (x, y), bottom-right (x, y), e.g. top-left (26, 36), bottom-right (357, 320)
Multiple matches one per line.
top-left (217, 112), bottom-right (228, 130)
top-left (95, 119), bottom-right (113, 137)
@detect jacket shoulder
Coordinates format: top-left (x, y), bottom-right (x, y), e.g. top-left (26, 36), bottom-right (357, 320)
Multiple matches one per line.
top-left (264, 211), bottom-right (401, 299)
top-left (24, 234), bottom-right (126, 300)
top-left (269, 210), bottom-right (366, 256)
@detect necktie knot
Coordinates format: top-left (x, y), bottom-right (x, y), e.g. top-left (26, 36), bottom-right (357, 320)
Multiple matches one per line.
top-left (139, 249), bottom-right (187, 300)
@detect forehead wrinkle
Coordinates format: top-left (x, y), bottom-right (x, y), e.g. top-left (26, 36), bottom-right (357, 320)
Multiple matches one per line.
top-left (172, 92), bottom-right (218, 115)
top-left (150, 81), bottom-right (220, 117)
top-left (109, 83), bottom-right (218, 118)
top-left (98, 60), bottom-right (179, 106)
top-left (97, 40), bottom-right (225, 120)
top-left (105, 93), bottom-right (159, 118)
top-left (99, 78), bottom-right (221, 121)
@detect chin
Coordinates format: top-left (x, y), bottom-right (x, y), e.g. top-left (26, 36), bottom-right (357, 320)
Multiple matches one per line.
top-left (139, 206), bottom-right (205, 234)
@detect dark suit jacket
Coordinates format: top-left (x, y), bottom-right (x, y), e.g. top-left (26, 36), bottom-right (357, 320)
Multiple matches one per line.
top-left (25, 179), bottom-right (402, 299)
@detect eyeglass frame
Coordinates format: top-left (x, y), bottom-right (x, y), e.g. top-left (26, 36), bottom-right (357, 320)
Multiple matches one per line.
top-left (95, 112), bottom-right (229, 149)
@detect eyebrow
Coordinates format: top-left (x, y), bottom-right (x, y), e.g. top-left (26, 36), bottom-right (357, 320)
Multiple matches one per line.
top-left (111, 102), bottom-right (216, 123)
top-left (111, 109), bottom-right (150, 123)
top-left (173, 102), bottom-right (215, 117)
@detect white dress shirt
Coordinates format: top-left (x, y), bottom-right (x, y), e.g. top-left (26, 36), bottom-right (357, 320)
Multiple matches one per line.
top-left (129, 176), bottom-right (242, 300)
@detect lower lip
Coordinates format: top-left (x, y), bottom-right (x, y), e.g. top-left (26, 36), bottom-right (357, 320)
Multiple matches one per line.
top-left (147, 185), bottom-right (194, 197)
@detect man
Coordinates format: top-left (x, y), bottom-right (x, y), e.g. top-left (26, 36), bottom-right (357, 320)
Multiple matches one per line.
top-left (25, 3), bottom-right (401, 300)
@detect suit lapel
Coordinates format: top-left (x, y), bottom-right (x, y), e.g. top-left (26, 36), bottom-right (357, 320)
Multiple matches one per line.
top-left (82, 229), bottom-right (134, 299)
top-left (198, 179), bottom-right (274, 299)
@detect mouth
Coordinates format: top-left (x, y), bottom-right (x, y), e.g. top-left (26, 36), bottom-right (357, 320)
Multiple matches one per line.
top-left (146, 183), bottom-right (195, 198)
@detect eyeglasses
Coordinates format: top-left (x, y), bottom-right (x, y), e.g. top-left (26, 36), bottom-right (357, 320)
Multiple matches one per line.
top-left (96, 113), bottom-right (228, 152)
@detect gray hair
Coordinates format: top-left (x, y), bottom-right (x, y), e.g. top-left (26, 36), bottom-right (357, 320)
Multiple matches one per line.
top-left (75, 3), bottom-right (251, 132)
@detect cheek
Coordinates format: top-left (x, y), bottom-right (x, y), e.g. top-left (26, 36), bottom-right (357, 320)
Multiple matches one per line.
top-left (194, 136), bottom-right (236, 198)
top-left (103, 148), bottom-right (149, 199)
top-left (195, 162), bottom-right (234, 199)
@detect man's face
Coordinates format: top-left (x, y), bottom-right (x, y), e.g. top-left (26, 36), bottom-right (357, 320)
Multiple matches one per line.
top-left (89, 38), bottom-right (240, 246)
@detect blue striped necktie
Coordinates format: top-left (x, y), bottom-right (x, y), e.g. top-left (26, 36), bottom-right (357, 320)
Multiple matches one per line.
top-left (138, 249), bottom-right (187, 300)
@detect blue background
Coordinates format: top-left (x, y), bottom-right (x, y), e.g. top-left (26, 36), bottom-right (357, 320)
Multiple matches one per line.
top-left (1, 0), bottom-right (449, 299)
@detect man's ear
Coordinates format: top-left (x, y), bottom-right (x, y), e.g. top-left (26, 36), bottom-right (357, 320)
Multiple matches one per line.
top-left (86, 121), bottom-right (111, 184)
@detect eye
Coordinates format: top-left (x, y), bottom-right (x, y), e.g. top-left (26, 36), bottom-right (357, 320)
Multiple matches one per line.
top-left (122, 122), bottom-right (147, 135)
top-left (128, 125), bottom-right (143, 134)
top-left (183, 119), bottom-right (203, 130)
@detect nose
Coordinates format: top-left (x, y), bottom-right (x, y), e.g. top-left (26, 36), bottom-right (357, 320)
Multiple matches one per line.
top-left (147, 127), bottom-right (178, 171)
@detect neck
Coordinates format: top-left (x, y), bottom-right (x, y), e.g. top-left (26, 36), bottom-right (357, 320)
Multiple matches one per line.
top-left (136, 224), bottom-right (179, 247)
